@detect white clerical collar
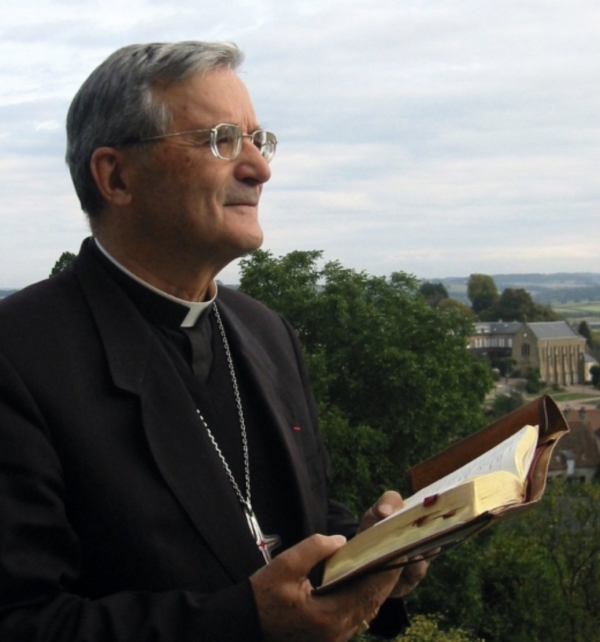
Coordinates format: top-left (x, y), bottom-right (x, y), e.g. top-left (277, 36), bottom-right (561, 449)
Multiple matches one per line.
top-left (94, 238), bottom-right (217, 328)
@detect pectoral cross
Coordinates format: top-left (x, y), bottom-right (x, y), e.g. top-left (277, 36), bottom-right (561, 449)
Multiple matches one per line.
top-left (245, 507), bottom-right (281, 564)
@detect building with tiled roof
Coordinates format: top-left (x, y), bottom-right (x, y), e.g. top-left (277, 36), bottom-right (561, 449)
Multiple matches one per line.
top-left (547, 418), bottom-right (600, 482)
top-left (512, 321), bottom-right (588, 385)
top-left (468, 321), bottom-right (521, 363)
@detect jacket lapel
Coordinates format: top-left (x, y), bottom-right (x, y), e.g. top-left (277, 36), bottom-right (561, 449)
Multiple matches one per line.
top-left (74, 243), bottom-right (265, 581)
top-left (138, 351), bottom-right (266, 579)
top-left (216, 296), bottom-right (319, 538)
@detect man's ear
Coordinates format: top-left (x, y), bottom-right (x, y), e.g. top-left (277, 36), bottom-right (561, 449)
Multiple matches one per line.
top-left (90, 147), bottom-right (135, 207)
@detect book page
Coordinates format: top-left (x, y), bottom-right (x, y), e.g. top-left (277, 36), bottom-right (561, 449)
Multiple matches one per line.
top-left (382, 424), bottom-right (539, 519)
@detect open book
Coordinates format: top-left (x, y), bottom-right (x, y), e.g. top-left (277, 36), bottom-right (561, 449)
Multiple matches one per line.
top-left (317, 395), bottom-right (568, 593)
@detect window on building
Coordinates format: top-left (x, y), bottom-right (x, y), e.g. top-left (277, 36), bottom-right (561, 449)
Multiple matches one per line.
top-left (521, 344), bottom-right (530, 357)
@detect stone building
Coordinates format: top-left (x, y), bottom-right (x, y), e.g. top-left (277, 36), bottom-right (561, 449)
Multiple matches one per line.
top-left (512, 321), bottom-right (587, 385)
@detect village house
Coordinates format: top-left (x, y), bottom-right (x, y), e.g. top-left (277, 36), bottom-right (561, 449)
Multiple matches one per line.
top-left (468, 321), bottom-right (521, 362)
top-left (548, 406), bottom-right (600, 482)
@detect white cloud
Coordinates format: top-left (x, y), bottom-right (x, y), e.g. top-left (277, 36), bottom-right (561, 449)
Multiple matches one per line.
top-left (0, 0), bottom-right (599, 287)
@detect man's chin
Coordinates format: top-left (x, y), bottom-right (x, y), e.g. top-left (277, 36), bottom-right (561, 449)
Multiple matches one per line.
top-left (243, 234), bottom-right (264, 255)
top-left (228, 230), bottom-right (264, 260)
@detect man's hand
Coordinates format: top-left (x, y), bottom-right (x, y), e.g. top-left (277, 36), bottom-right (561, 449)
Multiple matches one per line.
top-left (359, 490), bottom-right (433, 599)
top-left (358, 489), bottom-right (405, 532)
top-left (250, 533), bottom-right (400, 642)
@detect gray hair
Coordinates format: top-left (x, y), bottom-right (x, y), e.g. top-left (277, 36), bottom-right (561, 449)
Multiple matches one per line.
top-left (66, 41), bottom-right (244, 218)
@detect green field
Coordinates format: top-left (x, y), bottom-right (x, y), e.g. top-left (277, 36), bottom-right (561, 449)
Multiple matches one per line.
top-left (549, 391), bottom-right (600, 403)
top-left (553, 301), bottom-right (600, 318)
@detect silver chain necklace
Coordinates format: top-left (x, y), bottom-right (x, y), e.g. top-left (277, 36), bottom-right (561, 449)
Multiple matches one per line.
top-left (195, 303), bottom-right (280, 564)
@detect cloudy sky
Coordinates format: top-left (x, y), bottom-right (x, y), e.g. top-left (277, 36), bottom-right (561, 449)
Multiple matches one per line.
top-left (1, 0), bottom-right (599, 288)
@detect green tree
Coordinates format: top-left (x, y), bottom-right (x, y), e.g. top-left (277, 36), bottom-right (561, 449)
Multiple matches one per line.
top-left (476, 482), bottom-right (600, 642)
top-left (578, 320), bottom-right (595, 349)
top-left (50, 251), bottom-right (76, 277)
top-left (410, 483), bottom-right (600, 642)
top-left (419, 282), bottom-right (449, 308)
top-left (437, 298), bottom-right (476, 321)
top-left (488, 389), bottom-right (524, 420)
top-left (525, 368), bottom-right (544, 393)
top-left (401, 615), bottom-right (483, 641)
top-left (466, 274), bottom-right (498, 317)
top-left (590, 365), bottom-right (600, 389)
top-left (486, 287), bottom-right (558, 322)
top-left (358, 614), bottom-right (483, 641)
top-left (490, 356), bottom-right (516, 378)
top-left (239, 250), bottom-right (493, 512)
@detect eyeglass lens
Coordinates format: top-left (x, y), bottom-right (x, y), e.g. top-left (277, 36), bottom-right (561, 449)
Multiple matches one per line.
top-left (211, 124), bottom-right (276, 162)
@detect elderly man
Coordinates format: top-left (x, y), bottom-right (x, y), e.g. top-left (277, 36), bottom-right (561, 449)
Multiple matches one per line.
top-left (0, 42), bottom-right (428, 641)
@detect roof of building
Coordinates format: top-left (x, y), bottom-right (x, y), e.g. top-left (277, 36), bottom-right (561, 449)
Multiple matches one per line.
top-left (563, 406), bottom-right (600, 433)
top-left (548, 420), bottom-right (600, 471)
top-left (526, 321), bottom-right (584, 341)
top-left (474, 321), bottom-right (521, 335)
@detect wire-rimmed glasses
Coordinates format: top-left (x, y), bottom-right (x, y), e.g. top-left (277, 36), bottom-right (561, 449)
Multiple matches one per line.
top-left (133, 123), bottom-right (277, 163)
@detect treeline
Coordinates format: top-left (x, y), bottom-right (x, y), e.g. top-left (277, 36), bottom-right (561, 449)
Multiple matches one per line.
top-left (419, 273), bottom-right (559, 322)
top-left (435, 273), bottom-right (600, 306)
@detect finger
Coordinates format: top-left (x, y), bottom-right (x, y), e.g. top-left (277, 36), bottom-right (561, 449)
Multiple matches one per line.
top-left (389, 556), bottom-right (431, 598)
top-left (251, 534), bottom-right (351, 641)
top-left (373, 490), bottom-right (404, 518)
top-left (316, 550), bottom-right (401, 636)
top-left (274, 533), bottom-right (347, 580)
top-left (360, 491), bottom-right (404, 530)
top-left (333, 559), bottom-right (402, 615)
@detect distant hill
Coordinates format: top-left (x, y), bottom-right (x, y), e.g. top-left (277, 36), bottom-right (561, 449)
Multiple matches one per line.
top-left (4, 274), bottom-right (600, 308)
top-left (426, 273), bottom-right (600, 305)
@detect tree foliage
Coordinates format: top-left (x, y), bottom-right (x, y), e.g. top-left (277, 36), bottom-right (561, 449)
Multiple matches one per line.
top-left (590, 365), bottom-right (600, 389)
top-left (400, 615), bottom-right (484, 641)
top-left (479, 482), bottom-right (600, 641)
top-left (419, 282), bottom-right (449, 308)
top-left (436, 298), bottom-right (475, 320)
top-left (50, 251), bottom-right (76, 277)
top-left (490, 356), bottom-right (516, 378)
top-left (467, 274), bottom-right (558, 322)
top-left (487, 390), bottom-right (524, 420)
top-left (578, 320), bottom-right (595, 349)
top-left (467, 274), bottom-right (499, 315)
top-left (525, 368), bottom-right (544, 394)
top-left (484, 287), bottom-right (558, 322)
top-left (239, 250), bottom-right (493, 513)
top-left (408, 482), bottom-right (600, 642)
top-left (359, 614), bottom-right (483, 641)
top-left (239, 251), bottom-right (600, 639)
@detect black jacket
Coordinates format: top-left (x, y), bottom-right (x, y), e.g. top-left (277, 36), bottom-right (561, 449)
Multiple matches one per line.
top-left (0, 239), bottom-right (406, 641)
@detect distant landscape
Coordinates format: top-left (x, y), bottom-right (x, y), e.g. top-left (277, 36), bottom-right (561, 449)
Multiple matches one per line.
top-left (432, 272), bottom-right (600, 320)
top-left (5, 273), bottom-right (600, 322)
